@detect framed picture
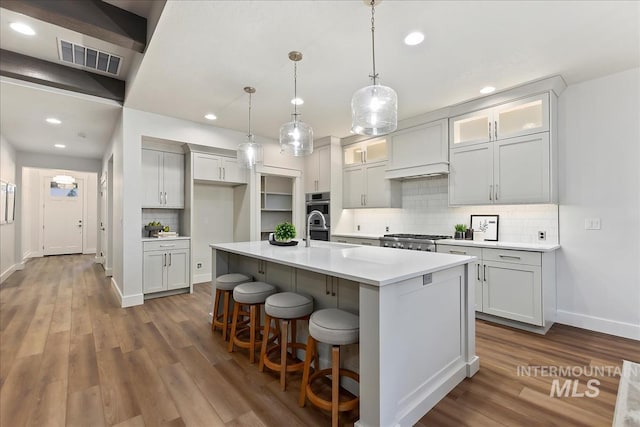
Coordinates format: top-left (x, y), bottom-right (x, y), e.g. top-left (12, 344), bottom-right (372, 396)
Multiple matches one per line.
top-left (0, 181), bottom-right (6, 224)
top-left (6, 183), bottom-right (16, 223)
top-left (470, 215), bottom-right (499, 241)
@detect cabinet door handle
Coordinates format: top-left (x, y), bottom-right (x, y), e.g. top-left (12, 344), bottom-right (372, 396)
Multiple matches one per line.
top-left (331, 278), bottom-right (336, 297)
top-left (488, 121), bottom-right (492, 141)
top-left (159, 192), bottom-right (163, 204)
top-left (495, 184), bottom-right (499, 200)
top-left (164, 192), bottom-right (167, 204)
top-left (489, 185), bottom-right (493, 201)
top-left (364, 194), bottom-right (367, 206)
top-left (169, 253), bottom-right (172, 266)
top-left (450, 250), bottom-right (467, 255)
top-left (477, 264), bottom-right (480, 281)
top-left (160, 244), bottom-right (176, 247)
top-left (163, 253), bottom-right (167, 267)
top-left (223, 168), bottom-right (226, 180)
top-left (498, 254), bottom-right (521, 260)
top-left (483, 265), bottom-right (487, 282)
top-left (494, 120), bottom-right (498, 139)
top-left (360, 151), bottom-right (364, 163)
top-left (364, 151), bottom-right (367, 163)
top-left (325, 277), bottom-right (330, 295)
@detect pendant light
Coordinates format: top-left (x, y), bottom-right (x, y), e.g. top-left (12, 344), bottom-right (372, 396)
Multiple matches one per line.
top-left (280, 51), bottom-right (313, 156)
top-left (237, 86), bottom-right (263, 169)
top-left (351, 0), bottom-right (397, 136)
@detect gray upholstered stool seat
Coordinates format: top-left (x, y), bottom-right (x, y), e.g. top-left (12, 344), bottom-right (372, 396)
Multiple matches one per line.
top-left (259, 292), bottom-right (314, 391)
top-left (265, 292), bottom-right (313, 319)
top-left (233, 281), bottom-right (276, 304)
top-left (216, 273), bottom-right (252, 291)
top-left (309, 308), bottom-right (359, 346)
top-left (300, 308), bottom-right (360, 426)
top-left (228, 282), bottom-right (277, 364)
top-left (212, 273), bottom-right (253, 341)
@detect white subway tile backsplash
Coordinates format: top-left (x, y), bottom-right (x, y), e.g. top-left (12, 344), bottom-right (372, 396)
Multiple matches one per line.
top-left (142, 209), bottom-right (181, 237)
top-left (341, 175), bottom-right (559, 244)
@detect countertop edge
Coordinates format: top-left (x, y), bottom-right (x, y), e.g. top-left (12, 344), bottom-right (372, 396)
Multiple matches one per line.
top-left (331, 233), bottom-right (381, 240)
top-left (142, 236), bottom-right (191, 241)
top-left (437, 239), bottom-right (560, 252)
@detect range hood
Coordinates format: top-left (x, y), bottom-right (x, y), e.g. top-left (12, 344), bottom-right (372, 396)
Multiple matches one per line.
top-left (385, 161), bottom-right (449, 180)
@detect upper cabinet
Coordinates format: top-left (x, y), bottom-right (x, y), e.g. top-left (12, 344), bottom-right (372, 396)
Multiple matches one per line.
top-left (343, 137), bottom-right (387, 166)
top-left (450, 93), bottom-right (549, 147)
top-left (343, 138), bottom-right (400, 209)
top-left (449, 92), bottom-right (556, 206)
top-left (192, 153), bottom-right (247, 185)
top-left (385, 119), bottom-right (449, 179)
top-left (304, 145), bottom-right (330, 193)
top-left (142, 149), bottom-right (185, 208)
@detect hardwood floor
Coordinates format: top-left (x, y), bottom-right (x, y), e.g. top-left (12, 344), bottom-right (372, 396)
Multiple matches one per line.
top-left (1, 255), bottom-right (638, 426)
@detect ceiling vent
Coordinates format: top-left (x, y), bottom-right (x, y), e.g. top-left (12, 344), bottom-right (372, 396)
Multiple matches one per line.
top-left (58, 40), bottom-right (122, 76)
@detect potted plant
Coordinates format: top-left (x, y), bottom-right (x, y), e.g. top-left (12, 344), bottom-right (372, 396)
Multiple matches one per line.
top-left (454, 224), bottom-right (467, 240)
top-left (274, 221), bottom-right (296, 243)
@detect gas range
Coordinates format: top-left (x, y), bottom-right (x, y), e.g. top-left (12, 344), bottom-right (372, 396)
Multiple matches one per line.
top-left (379, 234), bottom-right (451, 251)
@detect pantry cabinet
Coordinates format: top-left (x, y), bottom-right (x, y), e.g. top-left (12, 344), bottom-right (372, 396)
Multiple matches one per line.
top-left (143, 239), bottom-right (190, 294)
top-left (192, 153), bottom-right (246, 185)
top-left (304, 145), bottom-right (330, 193)
top-left (142, 149), bottom-right (185, 208)
top-left (437, 244), bottom-right (555, 331)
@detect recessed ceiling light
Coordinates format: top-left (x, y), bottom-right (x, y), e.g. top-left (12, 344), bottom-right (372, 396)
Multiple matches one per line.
top-left (480, 86), bottom-right (496, 94)
top-left (54, 144), bottom-right (66, 148)
top-left (204, 113), bottom-right (217, 120)
top-left (291, 98), bottom-right (304, 105)
top-left (10, 22), bottom-right (35, 36)
top-left (46, 117), bottom-right (61, 124)
top-left (404, 32), bottom-right (424, 46)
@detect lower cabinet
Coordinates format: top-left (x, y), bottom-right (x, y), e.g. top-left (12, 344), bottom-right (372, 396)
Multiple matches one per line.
top-left (331, 236), bottom-right (379, 246)
top-left (143, 239), bottom-right (190, 294)
top-left (437, 244), bottom-right (554, 329)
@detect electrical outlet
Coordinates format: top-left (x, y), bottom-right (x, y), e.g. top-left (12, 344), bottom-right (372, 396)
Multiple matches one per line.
top-left (585, 218), bottom-right (601, 230)
top-left (357, 225), bottom-right (360, 231)
top-left (196, 263), bottom-right (202, 269)
top-left (385, 226), bottom-right (390, 232)
top-left (538, 231), bottom-right (546, 241)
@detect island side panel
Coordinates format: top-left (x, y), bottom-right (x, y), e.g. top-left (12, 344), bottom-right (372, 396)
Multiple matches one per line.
top-left (465, 262), bottom-right (480, 376)
top-left (358, 265), bottom-right (475, 427)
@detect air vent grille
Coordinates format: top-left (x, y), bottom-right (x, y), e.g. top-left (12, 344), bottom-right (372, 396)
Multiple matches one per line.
top-left (59, 40), bottom-right (122, 76)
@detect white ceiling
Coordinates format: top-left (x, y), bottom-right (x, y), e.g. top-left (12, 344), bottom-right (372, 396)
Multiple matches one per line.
top-left (0, 1), bottom-right (638, 160)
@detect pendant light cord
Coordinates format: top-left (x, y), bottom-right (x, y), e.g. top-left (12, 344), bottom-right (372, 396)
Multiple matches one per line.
top-left (247, 92), bottom-right (253, 139)
top-left (293, 61), bottom-right (298, 121)
top-left (370, 0), bottom-right (378, 85)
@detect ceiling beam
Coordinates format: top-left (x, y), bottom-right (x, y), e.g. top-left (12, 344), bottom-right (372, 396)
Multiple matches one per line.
top-left (1, 0), bottom-right (147, 53)
top-left (0, 49), bottom-right (125, 103)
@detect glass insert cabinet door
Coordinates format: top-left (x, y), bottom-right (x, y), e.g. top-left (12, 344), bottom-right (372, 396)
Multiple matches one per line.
top-left (343, 137), bottom-right (388, 166)
top-left (450, 111), bottom-right (492, 146)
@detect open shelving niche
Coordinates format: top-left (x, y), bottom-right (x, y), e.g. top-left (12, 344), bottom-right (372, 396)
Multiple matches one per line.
top-left (260, 175), bottom-right (293, 240)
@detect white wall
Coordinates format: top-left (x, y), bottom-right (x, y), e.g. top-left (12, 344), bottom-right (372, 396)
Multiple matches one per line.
top-left (0, 135), bottom-right (17, 283)
top-left (338, 175), bottom-right (559, 244)
top-left (556, 67), bottom-right (640, 340)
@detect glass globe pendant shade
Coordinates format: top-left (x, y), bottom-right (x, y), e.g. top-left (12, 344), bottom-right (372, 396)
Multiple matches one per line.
top-left (280, 119), bottom-right (313, 156)
top-left (237, 136), bottom-right (263, 170)
top-left (351, 84), bottom-right (398, 136)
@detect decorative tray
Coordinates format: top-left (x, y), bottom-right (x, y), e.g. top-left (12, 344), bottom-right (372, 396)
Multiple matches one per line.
top-left (269, 240), bottom-right (298, 246)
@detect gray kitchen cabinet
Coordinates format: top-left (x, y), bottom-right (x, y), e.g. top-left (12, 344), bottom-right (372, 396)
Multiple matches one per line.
top-left (343, 162), bottom-right (401, 209)
top-left (192, 152), bottom-right (247, 185)
top-left (143, 239), bottom-right (190, 294)
top-left (304, 145), bottom-right (330, 193)
top-left (385, 119), bottom-right (449, 179)
top-left (142, 149), bottom-right (185, 208)
top-left (437, 244), bottom-right (555, 331)
top-left (294, 269), bottom-right (359, 312)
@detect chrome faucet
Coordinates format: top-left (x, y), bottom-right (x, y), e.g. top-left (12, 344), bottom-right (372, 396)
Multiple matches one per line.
top-left (306, 210), bottom-right (327, 247)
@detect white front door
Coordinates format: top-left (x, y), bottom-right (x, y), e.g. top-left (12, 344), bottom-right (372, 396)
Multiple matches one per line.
top-left (43, 176), bottom-right (84, 255)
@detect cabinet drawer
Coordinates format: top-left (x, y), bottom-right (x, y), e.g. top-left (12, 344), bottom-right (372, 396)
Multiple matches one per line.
top-left (482, 248), bottom-right (540, 266)
top-left (144, 239), bottom-right (190, 252)
top-left (436, 244), bottom-right (483, 258)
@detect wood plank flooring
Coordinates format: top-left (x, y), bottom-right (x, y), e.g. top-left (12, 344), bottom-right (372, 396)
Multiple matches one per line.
top-left (1, 255), bottom-right (638, 426)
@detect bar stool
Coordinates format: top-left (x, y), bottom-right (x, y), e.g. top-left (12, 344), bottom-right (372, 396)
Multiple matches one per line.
top-left (228, 281), bottom-right (276, 363)
top-left (299, 308), bottom-right (360, 427)
top-left (211, 273), bottom-right (252, 341)
top-left (259, 292), bottom-right (314, 391)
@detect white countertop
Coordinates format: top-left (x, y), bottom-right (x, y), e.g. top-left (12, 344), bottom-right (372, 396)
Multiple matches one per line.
top-left (331, 232), bottom-right (382, 240)
top-left (437, 239), bottom-right (560, 252)
top-left (211, 240), bottom-right (475, 287)
top-left (142, 236), bottom-right (191, 242)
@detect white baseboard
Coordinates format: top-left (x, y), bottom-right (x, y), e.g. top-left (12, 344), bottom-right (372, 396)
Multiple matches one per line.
top-left (109, 277), bottom-right (143, 308)
top-left (0, 264), bottom-right (17, 284)
top-left (105, 267), bottom-right (113, 277)
top-left (193, 272), bottom-right (211, 284)
top-left (556, 310), bottom-right (640, 341)
top-left (83, 248), bottom-right (96, 255)
top-left (94, 255), bottom-right (104, 264)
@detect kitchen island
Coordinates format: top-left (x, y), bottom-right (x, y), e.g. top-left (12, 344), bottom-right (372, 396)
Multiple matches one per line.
top-left (210, 240), bottom-right (478, 427)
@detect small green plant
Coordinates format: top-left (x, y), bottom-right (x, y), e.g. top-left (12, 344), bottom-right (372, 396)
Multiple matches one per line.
top-left (274, 222), bottom-right (296, 241)
top-left (454, 224), bottom-right (467, 232)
